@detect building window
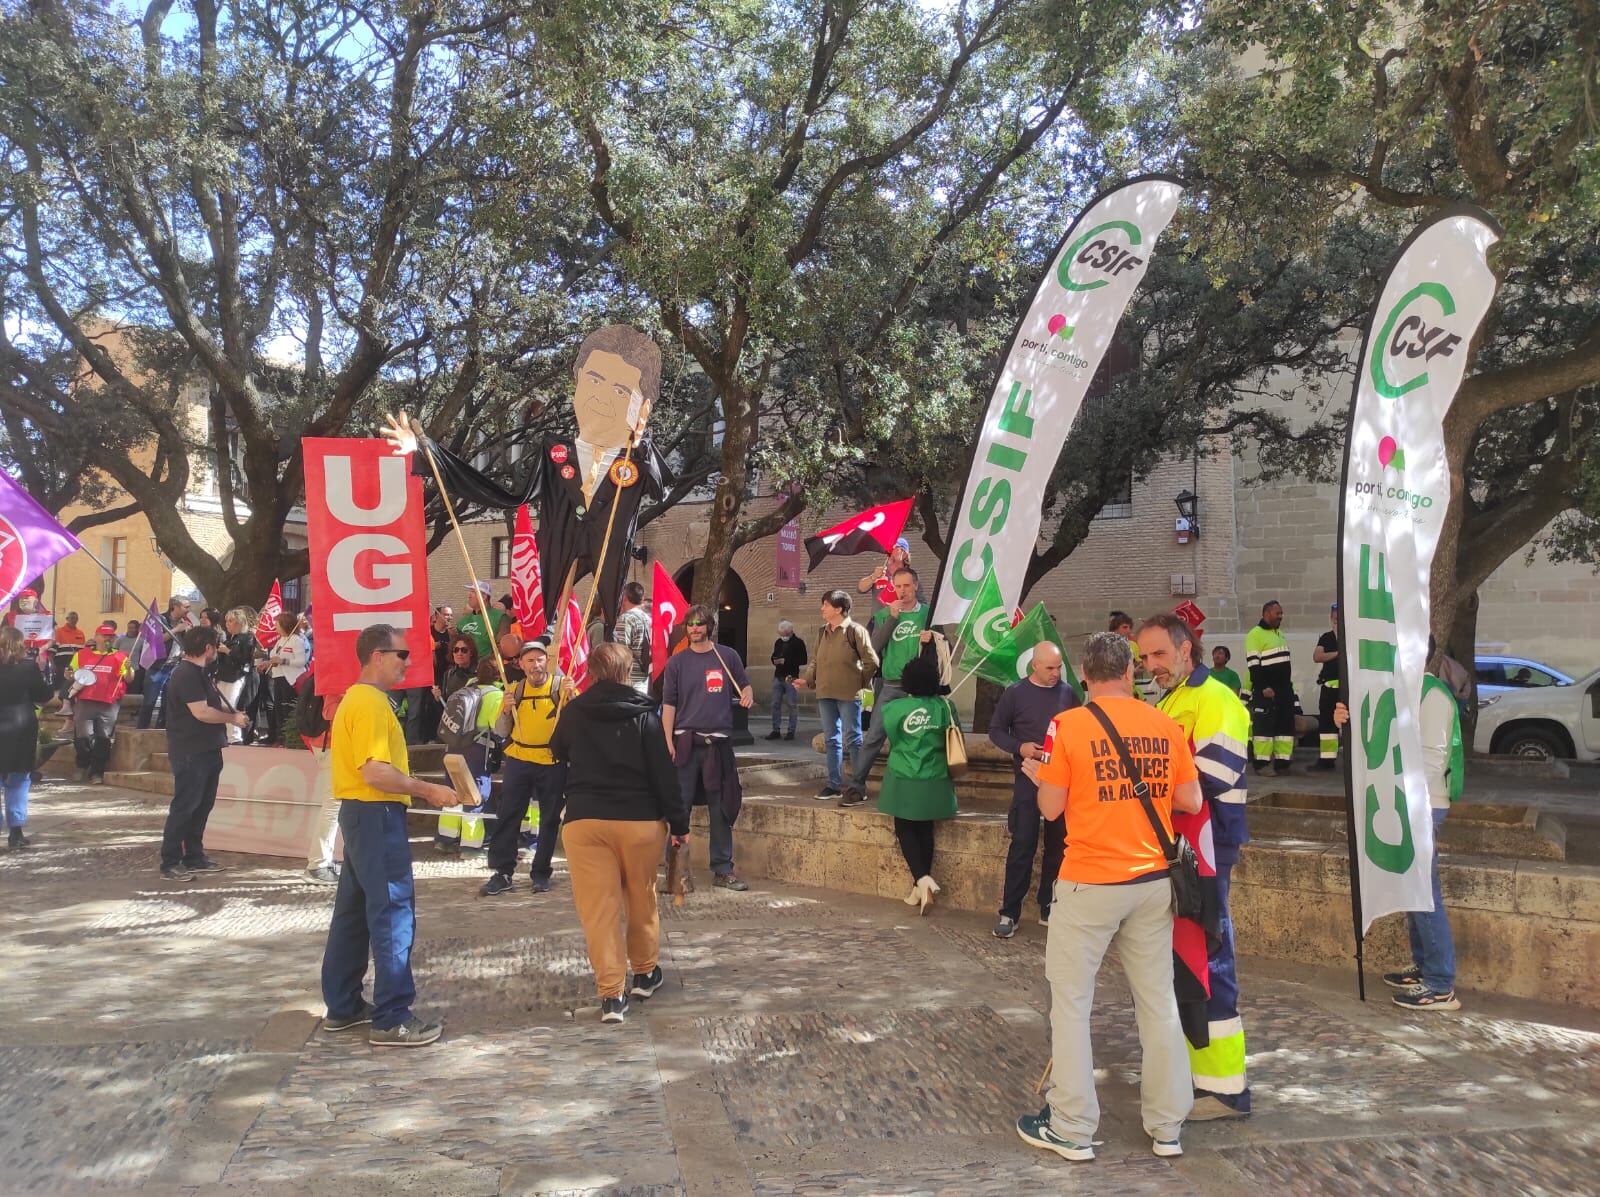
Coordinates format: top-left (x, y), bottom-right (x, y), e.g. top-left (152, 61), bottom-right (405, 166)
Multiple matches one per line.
top-left (491, 537), bottom-right (510, 579)
top-left (102, 536), bottom-right (128, 612)
top-left (1096, 475), bottom-right (1134, 520)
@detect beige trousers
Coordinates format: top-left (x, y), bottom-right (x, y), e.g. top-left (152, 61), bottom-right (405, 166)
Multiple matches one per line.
top-left (564, 818), bottom-right (668, 999)
top-left (1045, 876), bottom-right (1193, 1142)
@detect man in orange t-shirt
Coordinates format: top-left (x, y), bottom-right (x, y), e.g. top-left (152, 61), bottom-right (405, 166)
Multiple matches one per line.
top-left (1014, 631), bottom-right (1203, 1165)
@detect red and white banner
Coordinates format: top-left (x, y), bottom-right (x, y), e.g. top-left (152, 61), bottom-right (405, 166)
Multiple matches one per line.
top-left (255, 579), bottom-right (284, 649)
top-left (304, 438), bottom-right (434, 697)
top-left (509, 504), bottom-right (541, 628)
top-left (650, 560), bottom-right (690, 680)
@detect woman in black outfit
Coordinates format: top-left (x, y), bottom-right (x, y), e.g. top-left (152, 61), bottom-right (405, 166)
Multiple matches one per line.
top-left (0, 626), bottom-right (55, 848)
top-left (550, 642), bottom-right (689, 1025)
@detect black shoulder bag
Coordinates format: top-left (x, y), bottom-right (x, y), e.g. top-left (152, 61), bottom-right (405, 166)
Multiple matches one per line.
top-left (1084, 701), bottom-right (1204, 920)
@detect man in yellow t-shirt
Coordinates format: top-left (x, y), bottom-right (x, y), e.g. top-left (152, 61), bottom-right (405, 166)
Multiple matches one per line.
top-left (320, 624), bottom-right (457, 1048)
top-left (1015, 631), bottom-right (1203, 1164)
top-left (481, 638), bottom-right (573, 897)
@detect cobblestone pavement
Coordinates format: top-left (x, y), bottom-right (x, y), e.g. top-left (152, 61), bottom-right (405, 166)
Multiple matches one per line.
top-left (5, 779), bottom-right (1599, 1196)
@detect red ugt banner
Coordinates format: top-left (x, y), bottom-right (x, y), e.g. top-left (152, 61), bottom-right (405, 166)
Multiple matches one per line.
top-left (304, 438), bottom-right (434, 697)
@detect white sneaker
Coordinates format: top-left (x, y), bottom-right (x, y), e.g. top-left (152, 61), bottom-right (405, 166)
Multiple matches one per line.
top-left (1152, 1136), bottom-right (1182, 1158)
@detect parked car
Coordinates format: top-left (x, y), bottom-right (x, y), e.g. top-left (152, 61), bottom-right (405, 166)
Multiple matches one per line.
top-left (1474, 655), bottom-right (1576, 700)
top-left (1474, 664), bottom-right (1600, 762)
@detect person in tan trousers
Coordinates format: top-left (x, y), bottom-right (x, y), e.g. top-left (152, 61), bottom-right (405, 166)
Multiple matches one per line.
top-left (549, 643), bottom-right (689, 1024)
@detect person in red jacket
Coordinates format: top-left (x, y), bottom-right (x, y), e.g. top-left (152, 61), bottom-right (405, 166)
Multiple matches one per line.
top-left (68, 622), bottom-right (131, 783)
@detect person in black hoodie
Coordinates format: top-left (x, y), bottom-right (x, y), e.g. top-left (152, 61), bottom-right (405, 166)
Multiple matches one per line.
top-left (550, 642), bottom-right (689, 1025)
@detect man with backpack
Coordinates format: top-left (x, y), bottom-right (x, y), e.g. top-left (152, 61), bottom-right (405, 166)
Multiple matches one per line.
top-left (435, 661), bottom-right (505, 854)
top-left (481, 639), bottom-right (571, 896)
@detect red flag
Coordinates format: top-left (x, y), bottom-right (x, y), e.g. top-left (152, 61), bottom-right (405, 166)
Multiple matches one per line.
top-left (255, 580), bottom-right (283, 649)
top-left (558, 596), bottom-right (589, 688)
top-left (803, 497), bottom-right (914, 570)
top-left (510, 504), bottom-right (542, 629)
top-left (650, 560), bottom-right (689, 680)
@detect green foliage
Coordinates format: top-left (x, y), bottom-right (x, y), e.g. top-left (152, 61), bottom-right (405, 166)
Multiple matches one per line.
top-left (1182, 0), bottom-right (1600, 592)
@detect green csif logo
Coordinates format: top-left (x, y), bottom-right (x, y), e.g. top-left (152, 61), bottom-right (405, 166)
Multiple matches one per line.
top-left (1369, 282), bottom-right (1462, 400)
top-left (1057, 220), bottom-right (1144, 293)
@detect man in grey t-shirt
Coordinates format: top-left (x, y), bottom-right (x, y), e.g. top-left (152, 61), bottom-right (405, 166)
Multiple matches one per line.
top-left (662, 605), bottom-right (753, 889)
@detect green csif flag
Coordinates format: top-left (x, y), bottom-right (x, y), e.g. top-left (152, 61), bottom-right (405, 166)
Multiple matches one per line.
top-left (954, 565), bottom-right (1013, 675)
top-left (1010, 603), bottom-right (1081, 697)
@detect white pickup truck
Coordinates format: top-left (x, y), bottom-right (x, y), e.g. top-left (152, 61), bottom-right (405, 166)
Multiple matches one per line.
top-left (1474, 664), bottom-right (1600, 762)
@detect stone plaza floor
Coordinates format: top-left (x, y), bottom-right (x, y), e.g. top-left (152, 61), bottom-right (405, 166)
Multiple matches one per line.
top-left (3, 779), bottom-right (1599, 1196)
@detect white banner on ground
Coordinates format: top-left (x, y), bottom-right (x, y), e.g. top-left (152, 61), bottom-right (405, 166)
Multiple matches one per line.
top-left (1338, 209), bottom-right (1499, 933)
top-left (931, 176), bottom-right (1184, 627)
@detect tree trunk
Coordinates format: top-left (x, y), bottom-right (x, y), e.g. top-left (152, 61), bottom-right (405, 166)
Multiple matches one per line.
top-left (690, 381), bottom-right (755, 611)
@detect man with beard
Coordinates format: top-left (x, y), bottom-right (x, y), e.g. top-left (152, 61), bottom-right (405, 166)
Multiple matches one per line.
top-left (1137, 613), bottom-right (1253, 1120)
top-left (662, 604), bottom-right (754, 890)
top-left (481, 639), bottom-right (573, 896)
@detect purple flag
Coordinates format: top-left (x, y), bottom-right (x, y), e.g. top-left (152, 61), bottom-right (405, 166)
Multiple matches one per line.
top-left (0, 472), bottom-right (80, 609)
top-left (134, 600), bottom-right (169, 671)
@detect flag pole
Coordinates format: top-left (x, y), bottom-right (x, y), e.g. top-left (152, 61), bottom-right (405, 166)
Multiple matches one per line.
top-left (71, 541), bottom-right (160, 624)
top-left (410, 417), bottom-right (508, 688)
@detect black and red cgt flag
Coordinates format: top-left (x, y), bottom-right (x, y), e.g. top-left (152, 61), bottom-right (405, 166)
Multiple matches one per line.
top-left (803, 498), bottom-right (914, 571)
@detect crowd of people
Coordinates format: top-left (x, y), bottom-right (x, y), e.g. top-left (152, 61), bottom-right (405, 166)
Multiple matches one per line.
top-left (1, 560), bottom-right (1470, 1169)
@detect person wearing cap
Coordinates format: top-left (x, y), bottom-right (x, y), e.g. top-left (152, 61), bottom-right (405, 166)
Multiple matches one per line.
top-left (481, 637), bottom-right (573, 896)
top-left (7, 589), bottom-right (54, 653)
top-left (68, 622), bottom-right (132, 783)
top-left (456, 582), bottom-right (508, 664)
top-left (857, 538), bottom-right (917, 607)
top-left (1313, 604), bottom-right (1341, 770)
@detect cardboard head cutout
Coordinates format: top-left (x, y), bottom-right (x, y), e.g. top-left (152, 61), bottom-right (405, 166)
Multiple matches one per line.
top-left (572, 325), bottom-right (660, 449)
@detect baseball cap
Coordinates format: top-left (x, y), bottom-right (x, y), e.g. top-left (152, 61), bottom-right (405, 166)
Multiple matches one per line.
top-left (519, 636), bottom-right (551, 656)
top-left (466, 580), bottom-right (492, 596)
top-left (894, 537), bottom-right (911, 552)
top-left (96, 621), bottom-right (118, 635)
top-left (18, 588), bottom-right (36, 599)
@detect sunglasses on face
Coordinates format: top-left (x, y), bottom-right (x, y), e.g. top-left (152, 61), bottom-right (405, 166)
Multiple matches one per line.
top-left (377, 648), bottom-right (411, 661)
top-left (452, 647), bottom-right (472, 654)
top-left (685, 620), bottom-right (708, 627)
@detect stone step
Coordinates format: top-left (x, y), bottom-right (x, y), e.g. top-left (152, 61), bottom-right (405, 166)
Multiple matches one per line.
top-left (103, 770), bottom-right (174, 796)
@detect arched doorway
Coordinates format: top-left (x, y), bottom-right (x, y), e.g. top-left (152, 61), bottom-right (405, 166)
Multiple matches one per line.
top-left (672, 563), bottom-right (750, 664)
top-left (672, 562), bottom-right (753, 744)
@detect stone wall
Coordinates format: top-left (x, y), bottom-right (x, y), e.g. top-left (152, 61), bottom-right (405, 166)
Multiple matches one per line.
top-left (695, 795), bottom-right (1600, 1009)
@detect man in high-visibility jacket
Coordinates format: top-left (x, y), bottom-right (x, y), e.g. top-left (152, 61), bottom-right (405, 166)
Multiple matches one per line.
top-left (1138, 613), bottom-right (1254, 1120)
top-left (1244, 600), bottom-right (1295, 774)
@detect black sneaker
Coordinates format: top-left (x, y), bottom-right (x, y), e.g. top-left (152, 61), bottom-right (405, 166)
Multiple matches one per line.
top-left (7, 827), bottom-right (28, 850)
top-left (529, 875), bottom-right (553, 894)
top-left (814, 786), bottom-right (841, 800)
top-left (600, 995), bottom-right (629, 1024)
top-left (764, 731), bottom-right (783, 740)
top-left (369, 1017), bottom-right (443, 1047)
top-left (322, 1001), bottom-right (376, 1032)
top-left (839, 789), bottom-right (867, 808)
top-left (1273, 761), bottom-right (1292, 776)
top-left (713, 872), bottom-right (750, 891)
top-left (783, 731), bottom-right (795, 741)
top-left (630, 965), bottom-right (664, 998)
top-left (160, 864), bottom-right (194, 883)
top-left (993, 915), bottom-right (1017, 940)
top-left (480, 873), bottom-right (514, 897)
top-left (1382, 968), bottom-right (1424, 990)
top-left (185, 857), bottom-right (225, 872)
